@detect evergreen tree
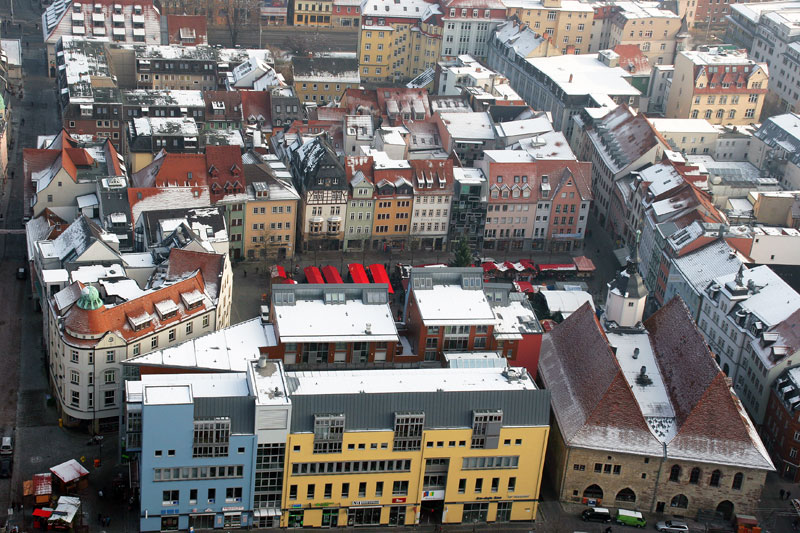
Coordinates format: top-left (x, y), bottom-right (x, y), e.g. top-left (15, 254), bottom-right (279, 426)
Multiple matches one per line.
top-left (451, 237), bottom-right (473, 267)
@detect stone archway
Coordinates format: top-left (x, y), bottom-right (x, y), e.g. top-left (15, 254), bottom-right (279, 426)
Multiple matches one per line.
top-left (615, 487), bottom-right (636, 503)
top-left (583, 484), bottom-right (603, 500)
top-left (716, 500), bottom-right (734, 520)
top-left (670, 494), bottom-right (688, 509)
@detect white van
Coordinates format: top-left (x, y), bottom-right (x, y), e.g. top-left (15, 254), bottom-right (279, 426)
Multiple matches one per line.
top-left (1, 436), bottom-right (12, 455)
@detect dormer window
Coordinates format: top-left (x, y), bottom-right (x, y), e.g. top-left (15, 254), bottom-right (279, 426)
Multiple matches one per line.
top-left (127, 312), bottom-right (152, 331)
top-left (181, 290), bottom-right (204, 310)
top-left (155, 299), bottom-right (178, 320)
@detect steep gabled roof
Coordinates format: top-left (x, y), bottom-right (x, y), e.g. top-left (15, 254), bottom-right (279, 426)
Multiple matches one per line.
top-left (645, 297), bottom-right (773, 469)
top-left (131, 151), bottom-right (208, 188)
top-left (164, 248), bottom-right (226, 301)
top-left (538, 303), bottom-right (660, 454)
top-left (205, 145), bottom-right (244, 200)
top-left (166, 15), bottom-right (207, 45)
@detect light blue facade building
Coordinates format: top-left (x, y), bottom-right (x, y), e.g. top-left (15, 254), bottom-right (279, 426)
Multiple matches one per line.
top-left (135, 373), bottom-right (258, 532)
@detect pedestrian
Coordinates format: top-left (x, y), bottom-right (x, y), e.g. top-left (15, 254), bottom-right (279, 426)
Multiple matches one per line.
top-left (788, 490), bottom-right (793, 500)
top-left (781, 489), bottom-right (786, 500)
top-left (243, 269), bottom-right (247, 278)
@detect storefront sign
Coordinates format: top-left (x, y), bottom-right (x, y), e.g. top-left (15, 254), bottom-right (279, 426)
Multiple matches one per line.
top-left (391, 498), bottom-right (407, 504)
top-left (314, 502), bottom-right (334, 507)
top-left (351, 500), bottom-right (380, 506)
top-left (421, 490), bottom-right (444, 501)
top-left (291, 504), bottom-right (303, 508)
top-left (222, 506), bottom-right (244, 511)
top-left (476, 496), bottom-right (502, 501)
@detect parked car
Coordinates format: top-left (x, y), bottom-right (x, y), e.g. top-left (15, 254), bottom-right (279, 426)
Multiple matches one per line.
top-left (581, 507), bottom-right (612, 523)
top-left (655, 520), bottom-right (689, 532)
top-left (16, 267), bottom-right (26, 280)
top-left (0, 458), bottom-right (10, 478)
top-left (616, 509), bottom-right (646, 528)
top-left (0, 436), bottom-right (12, 455)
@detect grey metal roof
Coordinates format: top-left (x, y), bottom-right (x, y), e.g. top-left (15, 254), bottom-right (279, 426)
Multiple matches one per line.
top-left (289, 389), bottom-right (551, 433)
top-left (194, 396), bottom-right (255, 435)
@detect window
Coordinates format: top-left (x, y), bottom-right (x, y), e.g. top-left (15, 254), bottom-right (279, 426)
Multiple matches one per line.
top-left (70, 370), bottom-right (80, 385)
top-left (376, 481), bottom-right (383, 496)
top-left (71, 390), bottom-right (80, 407)
top-left (689, 467), bottom-right (700, 484)
top-left (226, 487), bottom-right (243, 502)
top-left (104, 370), bottom-right (116, 385)
top-left (491, 477), bottom-right (499, 493)
top-left (341, 483), bottom-right (349, 498)
top-left (306, 484), bottom-right (315, 499)
top-left (458, 478), bottom-right (466, 494)
top-left (508, 477), bottom-right (516, 492)
top-left (471, 410), bottom-right (502, 449)
top-left (104, 390), bottom-right (115, 407)
top-left (669, 464), bottom-right (681, 482)
top-left (313, 414), bottom-right (345, 453)
top-left (289, 485), bottom-right (297, 499)
top-left (208, 488), bottom-right (216, 503)
top-left (474, 478), bottom-right (483, 493)
top-left (392, 480), bottom-right (408, 496)
top-left (193, 418), bottom-right (231, 457)
top-left (709, 469), bottom-right (721, 487)
top-left (732, 472), bottom-right (743, 490)
top-left (358, 482), bottom-right (367, 497)
top-left (162, 490), bottom-right (179, 505)
top-left (105, 350), bottom-right (114, 363)
top-left (394, 412), bottom-right (424, 451)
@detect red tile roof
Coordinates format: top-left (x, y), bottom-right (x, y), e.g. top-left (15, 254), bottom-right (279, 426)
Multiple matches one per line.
top-left (205, 145), bottom-right (244, 202)
top-left (613, 44), bottom-right (650, 75)
top-left (203, 91), bottom-right (243, 122)
top-left (240, 90), bottom-right (271, 124)
top-left (165, 248), bottom-right (225, 301)
top-left (166, 15), bottom-right (208, 45)
top-left (539, 303), bottom-right (656, 450)
top-left (63, 272), bottom-right (208, 343)
top-left (131, 152), bottom-right (208, 188)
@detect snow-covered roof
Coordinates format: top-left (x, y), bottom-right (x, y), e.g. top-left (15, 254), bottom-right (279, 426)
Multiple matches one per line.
top-left (42, 269), bottom-right (69, 284)
top-left (648, 118), bottom-right (719, 134)
top-left (125, 318), bottom-right (276, 371)
top-left (360, 0), bottom-right (441, 21)
top-left (492, 297), bottom-right (541, 339)
top-left (495, 116), bottom-right (553, 140)
top-left (714, 265), bottom-right (800, 328)
top-left (640, 163), bottom-right (684, 197)
top-left (541, 290), bottom-right (595, 317)
top-left (142, 373), bottom-right (251, 406)
top-left (414, 284), bottom-right (495, 326)
top-left (273, 288), bottom-right (399, 342)
top-left (672, 239), bottom-right (742, 294)
top-left (287, 366), bottom-right (537, 395)
top-left (439, 112), bottom-right (496, 141)
top-left (49, 459), bottom-right (88, 484)
top-left (70, 263), bottom-right (125, 284)
top-left (133, 116), bottom-right (199, 137)
top-left (607, 331), bottom-right (677, 442)
top-left (527, 53), bottom-right (641, 97)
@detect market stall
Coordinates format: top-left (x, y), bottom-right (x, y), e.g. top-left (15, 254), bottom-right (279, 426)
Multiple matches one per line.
top-left (50, 460), bottom-right (89, 494)
top-left (47, 496), bottom-right (80, 530)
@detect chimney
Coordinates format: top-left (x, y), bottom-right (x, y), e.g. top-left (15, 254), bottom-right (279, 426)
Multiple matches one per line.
top-left (568, 73), bottom-right (573, 83)
top-left (365, 323), bottom-right (372, 334)
top-left (258, 354), bottom-right (267, 368)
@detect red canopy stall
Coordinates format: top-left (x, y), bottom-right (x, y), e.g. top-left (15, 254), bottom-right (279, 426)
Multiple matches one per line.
top-left (368, 264), bottom-right (394, 294)
top-left (348, 263), bottom-right (370, 284)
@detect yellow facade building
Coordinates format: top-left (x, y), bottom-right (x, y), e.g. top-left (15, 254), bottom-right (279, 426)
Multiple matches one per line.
top-left (279, 366), bottom-right (551, 528)
top-left (504, 0), bottom-right (594, 55)
top-left (665, 48), bottom-right (769, 125)
top-left (359, 0), bottom-right (443, 83)
top-left (293, 0), bottom-right (333, 26)
top-left (242, 180), bottom-right (300, 260)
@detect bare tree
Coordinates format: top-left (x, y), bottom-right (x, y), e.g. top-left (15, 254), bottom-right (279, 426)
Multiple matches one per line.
top-left (223, 0), bottom-right (260, 47)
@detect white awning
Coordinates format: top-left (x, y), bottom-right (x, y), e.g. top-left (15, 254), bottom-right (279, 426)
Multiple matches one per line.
top-left (112, 27), bottom-right (125, 35)
top-left (309, 216), bottom-right (323, 223)
top-left (253, 508), bottom-right (281, 517)
top-left (71, 26), bottom-right (86, 34)
top-left (133, 28), bottom-right (145, 36)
